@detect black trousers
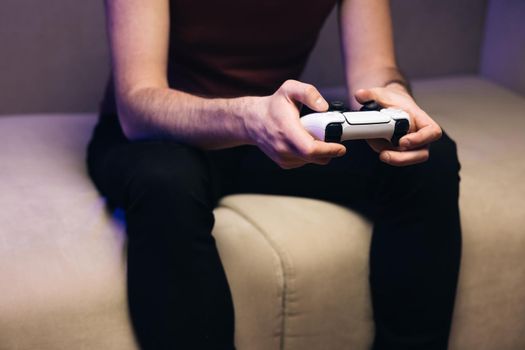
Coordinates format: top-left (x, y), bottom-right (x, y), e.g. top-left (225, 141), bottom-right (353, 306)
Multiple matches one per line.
top-left (87, 115), bottom-right (461, 350)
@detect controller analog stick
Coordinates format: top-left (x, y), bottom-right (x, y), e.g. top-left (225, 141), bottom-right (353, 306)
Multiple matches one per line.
top-left (329, 101), bottom-right (346, 112)
top-left (360, 100), bottom-right (382, 112)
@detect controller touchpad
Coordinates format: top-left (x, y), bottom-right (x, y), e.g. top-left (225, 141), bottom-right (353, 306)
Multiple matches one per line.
top-left (343, 111), bottom-right (390, 125)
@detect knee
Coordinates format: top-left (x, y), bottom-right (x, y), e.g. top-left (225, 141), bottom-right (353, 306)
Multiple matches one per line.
top-left (127, 143), bottom-right (212, 205)
top-left (427, 131), bottom-right (461, 180)
top-left (378, 132), bottom-right (461, 208)
top-left (417, 132), bottom-right (461, 198)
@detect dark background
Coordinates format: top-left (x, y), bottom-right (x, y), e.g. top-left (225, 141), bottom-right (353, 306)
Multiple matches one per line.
top-left (1, 0), bottom-right (523, 115)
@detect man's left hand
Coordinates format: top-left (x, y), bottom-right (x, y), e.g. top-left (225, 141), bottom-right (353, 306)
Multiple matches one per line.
top-left (354, 84), bottom-right (442, 167)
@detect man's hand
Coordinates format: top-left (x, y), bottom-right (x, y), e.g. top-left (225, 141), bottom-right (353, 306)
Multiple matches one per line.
top-left (355, 84), bottom-right (442, 167)
top-left (247, 80), bottom-right (346, 169)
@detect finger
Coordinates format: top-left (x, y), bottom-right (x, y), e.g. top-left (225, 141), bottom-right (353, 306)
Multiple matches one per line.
top-left (399, 123), bottom-right (442, 149)
top-left (367, 138), bottom-right (395, 153)
top-left (280, 161), bottom-right (307, 170)
top-left (272, 154), bottom-right (307, 169)
top-left (354, 88), bottom-right (387, 106)
top-left (287, 120), bottom-right (347, 160)
top-left (280, 79), bottom-right (329, 112)
top-left (307, 140), bottom-right (347, 159)
top-left (310, 157), bottom-right (332, 166)
top-left (354, 88), bottom-right (376, 105)
top-left (354, 87), bottom-right (399, 110)
top-left (379, 148), bottom-right (429, 167)
top-left (270, 143), bottom-right (332, 168)
top-left (287, 138), bottom-right (346, 161)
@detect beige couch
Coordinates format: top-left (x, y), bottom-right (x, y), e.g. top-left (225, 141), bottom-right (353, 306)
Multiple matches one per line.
top-left (1, 1), bottom-right (525, 350)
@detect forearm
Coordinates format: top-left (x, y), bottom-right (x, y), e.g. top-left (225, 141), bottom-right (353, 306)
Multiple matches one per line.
top-left (118, 87), bottom-right (256, 149)
top-left (348, 66), bottom-right (411, 98)
top-left (106, 0), bottom-right (255, 150)
top-left (339, 0), bottom-right (411, 108)
top-left (348, 66), bottom-right (412, 111)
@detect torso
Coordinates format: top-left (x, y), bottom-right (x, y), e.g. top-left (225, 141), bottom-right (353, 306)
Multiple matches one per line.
top-left (102, 0), bottom-right (337, 114)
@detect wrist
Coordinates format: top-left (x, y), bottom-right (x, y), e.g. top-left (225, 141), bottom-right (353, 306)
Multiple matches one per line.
top-left (384, 79), bottom-right (412, 96)
top-left (229, 95), bottom-right (262, 146)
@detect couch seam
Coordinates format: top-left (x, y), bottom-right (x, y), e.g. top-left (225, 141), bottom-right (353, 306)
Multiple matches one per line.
top-left (220, 203), bottom-right (290, 350)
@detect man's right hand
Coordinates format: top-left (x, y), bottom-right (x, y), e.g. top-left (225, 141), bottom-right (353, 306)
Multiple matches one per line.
top-left (106, 0), bottom-right (346, 159)
top-left (245, 80), bottom-right (347, 169)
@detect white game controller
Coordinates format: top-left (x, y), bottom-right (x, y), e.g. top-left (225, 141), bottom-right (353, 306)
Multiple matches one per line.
top-left (301, 101), bottom-right (410, 146)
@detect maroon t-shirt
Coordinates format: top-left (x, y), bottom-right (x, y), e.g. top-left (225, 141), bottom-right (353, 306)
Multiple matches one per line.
top-left (101, 0), bottom-right (337, 115)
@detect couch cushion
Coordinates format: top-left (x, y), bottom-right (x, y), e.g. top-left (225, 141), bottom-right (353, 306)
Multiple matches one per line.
top-left (1, 75), bottom-right (525, 350)
top-left (215, 195), bottom-right (372, 350)
top-left (323, 76), bottom-right (525, 348)
top-left (0, 114), bottom-right (373, 350)
top-left (413, 76), bottom-right (525, 350)
top-left (0, 115), bottom-right (136, 349)
top-left (215, 76), bottom-right (525, 350)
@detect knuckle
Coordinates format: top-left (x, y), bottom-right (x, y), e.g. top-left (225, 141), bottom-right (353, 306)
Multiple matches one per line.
top-left (281, 79), bottom-right (296, 90)
top-left (368, 87), bottom-right (380, 94)
top-left (298, 142), bottom-right (314, 158)
top-left (304, 84), bottom-right (317, 97)
top-left (317, 158), bottom-right (331, 165)
top-left (280, 161), bottom-right (302, 170)
top-left (275, 143), bottom-right (288, 155)
top-left (434, 128), bottom-right (443, 140)
top-left (274, 156), bottom-right (288, 169)
top-left (368, 87), bottom-right (382, 98)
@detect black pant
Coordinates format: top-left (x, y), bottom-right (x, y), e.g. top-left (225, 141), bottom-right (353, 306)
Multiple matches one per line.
top-left (87, 115), bottom-right (461, 350)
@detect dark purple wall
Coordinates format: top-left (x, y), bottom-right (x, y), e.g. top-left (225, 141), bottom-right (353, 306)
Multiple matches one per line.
top-left (0, 0), bottom-right (109, 115)
top-left (302, 0), bottom-right (488, 87)
top-left (481, 0), bottom-right (525, 96)
top-left (0, 0), bottom-right (509, 115)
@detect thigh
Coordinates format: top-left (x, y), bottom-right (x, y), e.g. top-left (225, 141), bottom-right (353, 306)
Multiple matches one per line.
top-left (87, 115), bottom-right (219, 210)
top-left (230, 139), bottom-right (383, 218)
top-left (230, 132), bottom-right (460, 220)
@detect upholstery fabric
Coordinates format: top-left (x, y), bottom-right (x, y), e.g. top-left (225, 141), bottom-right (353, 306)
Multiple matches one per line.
top-left (0, 116), bottom-right (135, 349)
top-left (416, 76), bottom-right (525, 350)
top-left (216, 196), bottom-right (373, 350)
top-left (1, 76), bottom-right (525, 349)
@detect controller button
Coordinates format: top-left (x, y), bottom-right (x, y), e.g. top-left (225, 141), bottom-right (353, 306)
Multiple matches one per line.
top-left (391, 119), bottom-right (410, 146)
top-left (325, 123), bottom-right (343, 143)
top-left (360, 101), bottom-right (382, 111)
top-left (344, 112), bottom-right (390, 125)
top-left (329, 101), bottom-right (346, 111)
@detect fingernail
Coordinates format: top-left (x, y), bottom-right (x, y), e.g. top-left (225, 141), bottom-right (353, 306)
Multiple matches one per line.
top-left (315, 97), bottom-right (324, 105)
top-left (380, 152), bottom-right (390, 163)
top-left (337, 148), bottom-right (346, 157)
top-left (402, 139), bottom-right (411, 148)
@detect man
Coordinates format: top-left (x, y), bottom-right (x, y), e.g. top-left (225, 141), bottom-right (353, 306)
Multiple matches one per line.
top-left (87, 0), bottom-right (461, 349)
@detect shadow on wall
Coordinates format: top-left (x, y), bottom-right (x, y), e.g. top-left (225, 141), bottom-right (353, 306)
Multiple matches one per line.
top-left (0, 0), bottom-right (507, 115)
top-left (480, 0), bottom-right (525, 96)
top-left (0, 0), bottom-right (109, 115)
top-left (301, 0), bottom-right (488, 87)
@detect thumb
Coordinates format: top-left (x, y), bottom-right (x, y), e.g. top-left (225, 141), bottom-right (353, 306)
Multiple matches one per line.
top-left (279, 80), bottom-right (329, 112)
top-left (354, 88), bottom-right (378, 105)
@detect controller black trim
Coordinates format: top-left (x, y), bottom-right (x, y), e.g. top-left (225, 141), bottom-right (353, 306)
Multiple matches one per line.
top-left (391, 119), bottom-right (410, 146)
top-left (324, 123), bottom-right (343, 142)
top-left (359, 101), bottom-right (382, 112)
top-left (343, 118), bottom-right (391, 126)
